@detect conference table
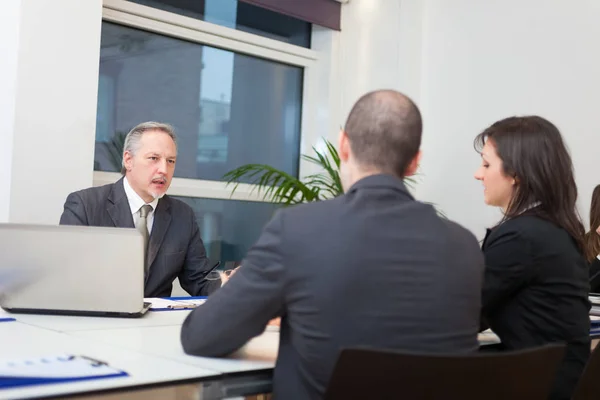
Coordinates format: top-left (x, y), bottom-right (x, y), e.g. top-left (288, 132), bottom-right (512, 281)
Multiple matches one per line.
top-left (0, 305), bottom-right (279, 399)
top-left (4, 302), bottom-right (593, 400)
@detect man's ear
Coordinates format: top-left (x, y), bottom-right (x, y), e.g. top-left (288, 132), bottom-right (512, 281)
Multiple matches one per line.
top-left (123, 151), bottom-right (134, 172)
top-left (338, 130), bottom-right (350, 162)
top-left (404, 150), bottom-right (422, 177)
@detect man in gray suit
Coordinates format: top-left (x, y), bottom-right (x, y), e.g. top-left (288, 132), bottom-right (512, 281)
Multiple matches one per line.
top-left (181, 90), bottom-right (484, 398)
top-left (60, 122), bottom-right (221, 297)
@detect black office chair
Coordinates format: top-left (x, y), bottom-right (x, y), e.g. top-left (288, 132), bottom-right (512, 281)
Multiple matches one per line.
top-left (324, 344), bottom-right (566, 400)
top-left (571, 342), bottom-right (600, 400)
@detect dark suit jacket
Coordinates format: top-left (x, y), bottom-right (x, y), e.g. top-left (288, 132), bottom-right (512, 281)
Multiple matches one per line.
top-left (59, 178), bottom-right (220, 297)
top-left (181, 174), bottom-right (485, 399)
top-left (481, 214), bottom-right (590, 400)
top-left (589, 257), bottom-right (600, 293)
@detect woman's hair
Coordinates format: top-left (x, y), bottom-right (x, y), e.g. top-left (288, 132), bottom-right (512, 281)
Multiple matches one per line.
top-left (474, 115), bottom-right (585, 251)
top-left (585, 185), bottom-right (600, 261)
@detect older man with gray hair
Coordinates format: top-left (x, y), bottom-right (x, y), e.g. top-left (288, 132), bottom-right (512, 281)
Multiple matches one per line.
top-left (60, 121), bottom-right (222, 297)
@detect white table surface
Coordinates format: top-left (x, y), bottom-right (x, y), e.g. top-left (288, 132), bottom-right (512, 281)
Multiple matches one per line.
top-left (0, 308), bottom-right (190, 332)
top-left (0, 322), bottom-right (221, 400)
top-left (0, 306), bottom-right (497, 399)
top-left (72, 324), bottom-right (278, 373)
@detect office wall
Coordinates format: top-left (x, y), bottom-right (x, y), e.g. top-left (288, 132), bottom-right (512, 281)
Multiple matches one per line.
top-left (334, 0), bottom-right (600, 238)
top-left (0, 0), bottom-right (21, 222)
top-left (416, 0), bottom-right (600, 237)
top-left (1, 0), bottom-right (102, 224)
top-left (334, 0), bottom-right (422, 126)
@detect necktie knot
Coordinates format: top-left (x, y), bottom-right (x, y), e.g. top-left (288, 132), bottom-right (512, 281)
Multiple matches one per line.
top-left (139, 204), bottom-right (153, 219)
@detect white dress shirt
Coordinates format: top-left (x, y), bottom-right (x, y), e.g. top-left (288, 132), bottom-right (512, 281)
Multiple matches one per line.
top-left (123, 177), bottom-right (159, 234)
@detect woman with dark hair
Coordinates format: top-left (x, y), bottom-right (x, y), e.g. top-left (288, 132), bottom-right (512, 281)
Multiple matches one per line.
top-left (586, 185), bottom-right (600, 292)
top-left (474, 116), bottom-right (590, 400)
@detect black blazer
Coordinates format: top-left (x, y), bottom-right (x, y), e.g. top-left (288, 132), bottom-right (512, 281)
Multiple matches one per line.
top-left (589, 257), bottom-right (600, 293)
top-left (481, 214), bottom-right (590, 400)
top-left (59, 178), bottom-right (220, 297)
top-left (181, 174), bottom-right (485, 399)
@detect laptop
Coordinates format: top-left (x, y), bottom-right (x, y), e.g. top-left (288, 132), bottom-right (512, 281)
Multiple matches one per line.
top-left (0, 223), bottom-right (150, 318)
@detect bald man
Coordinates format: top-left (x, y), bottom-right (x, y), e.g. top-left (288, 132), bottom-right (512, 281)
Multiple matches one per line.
top-left (181, 90), bottom-right (484, 399)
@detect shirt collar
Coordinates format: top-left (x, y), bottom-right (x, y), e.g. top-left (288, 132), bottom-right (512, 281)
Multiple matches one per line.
top-left (123, 177), bottom-right (159, 215)
top-left (519, 201), bottom-right (542, 215)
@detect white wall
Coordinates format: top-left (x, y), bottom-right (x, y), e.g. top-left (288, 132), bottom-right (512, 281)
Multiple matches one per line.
top-left (416, 0), bottom-right (600, 237)
top-left (335, 0), bottom-right (424, 125)
top-left (2, 0), bottom-right (102, 224)
top-left (0, 0), bottom-right (21, 222)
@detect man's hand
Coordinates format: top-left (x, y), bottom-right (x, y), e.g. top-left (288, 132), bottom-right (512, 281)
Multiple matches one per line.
top-left (219, 266), bottom-right (240, 285)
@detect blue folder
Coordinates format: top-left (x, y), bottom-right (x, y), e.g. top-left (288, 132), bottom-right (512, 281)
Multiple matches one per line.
top-left (588, 317), bottom-right (600, 338)
top-left (168, 296), bottom-right (208, 301)
top-left (0, 355), bottom-right (128, 389)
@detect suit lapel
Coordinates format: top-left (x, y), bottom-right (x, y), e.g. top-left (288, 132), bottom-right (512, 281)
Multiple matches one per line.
top-left (481, 228), bottom-right (493, 249)
top-left (147, 196), bottom-right (172, 269)
top-left (107, 178), bottom-right (135, 228)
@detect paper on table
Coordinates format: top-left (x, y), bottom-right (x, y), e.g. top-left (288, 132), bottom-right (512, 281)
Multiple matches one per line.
top-left (0, 354), bottom-right (127, 389)
top-left (145, 298), bottom-right (206, 310)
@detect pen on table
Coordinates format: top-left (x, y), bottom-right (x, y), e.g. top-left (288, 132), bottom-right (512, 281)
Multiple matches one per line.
top-left (167, 303), bottom-right (201, 309)
top-left (78, 355), bottom-right (109, 366)
top-left (202, 261), bottom-right (221, 279)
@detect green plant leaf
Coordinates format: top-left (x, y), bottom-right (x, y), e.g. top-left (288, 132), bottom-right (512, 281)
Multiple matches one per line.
top-left (222, 138), bottom-right (345, 205)
top-left (223, 164), bottom-right (314, 204)
top-left (221, 137), bottom-right (445, 219)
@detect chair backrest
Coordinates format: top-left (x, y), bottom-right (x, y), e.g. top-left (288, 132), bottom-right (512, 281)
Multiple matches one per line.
top-left (571, 342), bottom-right (600, 400)
top-left (324, 344), bottom-right (566, 400)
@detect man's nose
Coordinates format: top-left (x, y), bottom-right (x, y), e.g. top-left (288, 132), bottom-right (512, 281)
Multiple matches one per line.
top-left (157, 159), bottom-right (168, 174)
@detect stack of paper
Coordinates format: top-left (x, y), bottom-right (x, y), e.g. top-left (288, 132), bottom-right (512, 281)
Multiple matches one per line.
top-left (590, 296), bottom-right (600, 316)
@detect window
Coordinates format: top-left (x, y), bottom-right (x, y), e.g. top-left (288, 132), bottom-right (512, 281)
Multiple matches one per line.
top-left (95, 0), bottom-right (324, 269)
top-left (94, 21), bottom-right (304, 182)
top-left (172, 196), bottom-right (279, 265)
top-left (128, 0), bottom-right (311, 48)
top-left (96, 73), bottom-right (116, 143)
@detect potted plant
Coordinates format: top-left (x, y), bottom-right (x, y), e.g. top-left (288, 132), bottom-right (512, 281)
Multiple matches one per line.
top-left (222, 139), bottom-right (422, 206)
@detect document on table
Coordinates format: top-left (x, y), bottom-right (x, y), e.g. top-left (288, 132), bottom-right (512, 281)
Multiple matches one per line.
top-left (0, 354), bottom-right (127, 389)
top-left (145, 298), bottom-right (206, 311)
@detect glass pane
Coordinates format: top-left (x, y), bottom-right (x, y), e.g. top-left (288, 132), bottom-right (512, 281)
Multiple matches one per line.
top-left (129, 0), bottom-right (312, 48)
top-left (94, 21), bottom-right (303, 181)
top-left (172, 196), bottom-right (279, 267)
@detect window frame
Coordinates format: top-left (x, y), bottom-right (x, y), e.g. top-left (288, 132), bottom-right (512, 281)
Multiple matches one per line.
top-left (95, 0), bottom-right (328, 204)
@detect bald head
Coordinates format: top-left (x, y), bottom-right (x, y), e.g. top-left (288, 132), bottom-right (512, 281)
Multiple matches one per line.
top-left (344, 90), bottom-right (422, 178)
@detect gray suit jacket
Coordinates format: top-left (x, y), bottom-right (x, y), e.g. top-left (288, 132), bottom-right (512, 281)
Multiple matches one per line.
top-left (181, 174), bottom-right (484, 399)
top-left (59, 178), bottom-right (220, 297)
